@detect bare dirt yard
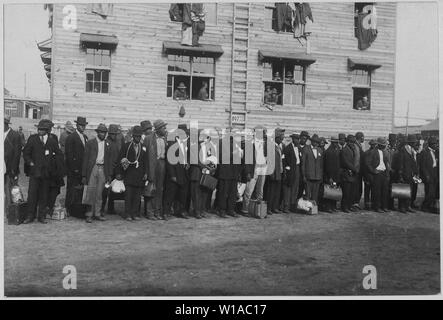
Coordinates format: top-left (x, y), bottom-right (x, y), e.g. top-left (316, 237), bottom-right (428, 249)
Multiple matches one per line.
top-left (4, 199), bottom-right (440, 297)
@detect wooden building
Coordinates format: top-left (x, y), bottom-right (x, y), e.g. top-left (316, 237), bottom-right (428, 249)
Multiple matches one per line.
top-left (43, 2), bottom-right (397, 138)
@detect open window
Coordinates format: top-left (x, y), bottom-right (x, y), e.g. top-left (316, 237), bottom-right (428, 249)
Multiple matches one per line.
top-left (349, 58), bottom-right (381, 111)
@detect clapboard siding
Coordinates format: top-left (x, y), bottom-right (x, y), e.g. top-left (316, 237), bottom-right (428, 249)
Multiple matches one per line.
top-left (51, 2), bottom-right (396, 138)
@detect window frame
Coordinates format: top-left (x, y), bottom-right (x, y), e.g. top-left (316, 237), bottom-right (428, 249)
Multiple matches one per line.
top-left (351, 68), bottom-right (372, 111)
top-left (262, 59), bottom-right (307, 108)
top-left (84, 47), bottom-right (112, 94)
top-left (166, 54), bottom-right (216, 101)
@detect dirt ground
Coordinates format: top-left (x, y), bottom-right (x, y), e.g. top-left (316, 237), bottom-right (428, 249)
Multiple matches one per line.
top-left (4, 172), bottom-right (440, 297)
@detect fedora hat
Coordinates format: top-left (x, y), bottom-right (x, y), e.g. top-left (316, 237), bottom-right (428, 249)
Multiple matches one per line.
top-left (140, 120), bottom-right (152, 131)
top-left (95, 123), bottom-right (108, 133)
top-left (330, 135), bottom-right (339, 142)
top-left (74, 116), bottom-right (88, 126)
top-left (4, 114), bottom-right (11, 124)
top-left (338, 133), bottom-right (346, 140)
top-left (275, 127), bottom-right (285, 137)
top-left (36, 119), bottom-right (51, 130)
top-left (369, 139), bottom-right (377, 146)
top-left (311, 134), bottom-right (320, 143)
top-left (153, 119), bottom-right (167, 131)
top-left (407, 134), bottom-right (417, 143)
top-left (388, 133), bottom-right (397, 141)
top-left (108, 124), bottom-right (119, 134)
top-left (428, 136), bottom-right (438, 145)
top-left (377, 137), bottom-right (387, 146)
top-left (290, 133), bottom-right (300, 139)
top-left (177, 82), bottom-right (187, 89)
top-left (300, 130), bottom-right (310, 138)
top-left (132, 125), bottom-right (143, 137)
top-left (65, 121), bottom-right (75, 133)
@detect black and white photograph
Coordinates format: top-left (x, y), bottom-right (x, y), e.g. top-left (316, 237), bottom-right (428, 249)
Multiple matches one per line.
top-left (2, 0), bottom-right (441, 299)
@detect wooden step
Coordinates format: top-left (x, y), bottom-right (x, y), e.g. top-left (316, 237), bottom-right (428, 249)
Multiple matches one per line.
top-left (235, 36), bottom-right (249, 41)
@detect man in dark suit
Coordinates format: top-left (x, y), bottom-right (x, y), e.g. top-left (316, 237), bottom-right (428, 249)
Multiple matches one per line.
top-left (266, 128), bottom-right (284, 214)
top-left (22, 120), bottom-right (62, 223)
top-left (164, 124), bottom-right (191, 219)
top-left (145, 120), bottom-right (168, 220)
top-left (297, 130), bottom-right (310, 199)
top-left (140, 120), bottom-right (154, 218)
top-left (282, 133), bottom-right (301, 213)
top-left (323, 135), bottom-right (341, 213)
top-left (301, 134), bottom-right (323, 205)
top-left (340, 135), bottom-right (359, 213)
top-left (4, 115), bottom-right (21, 210)
top-left (387, 133), bottom-right (399, 210)
top-left (65, 117), bottom-right (88, 214)
top-left (420, 136), bottom-right (438, 212)
top-left (362, 139), bottom-right (378, 209)
top-left (100, 124), bottom-right (122, 215)
top-left (365, 137), bottom-right (391, 213)
top-left (354, 132), bottom-right (365, 209)
top-left (397, 134), bottom-right (419, 213)
top-left (116, 126), bottom-right (147, 221)
top-left (82, 124), bottom-right (119, 223)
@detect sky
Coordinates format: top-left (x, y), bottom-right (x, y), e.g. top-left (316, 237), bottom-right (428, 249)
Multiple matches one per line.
top-left (3, 1), bottom-right (441, 126)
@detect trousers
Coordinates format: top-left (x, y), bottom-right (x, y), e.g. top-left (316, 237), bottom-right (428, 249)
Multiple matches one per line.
top-left (27, 176), bottom-right (50, 220)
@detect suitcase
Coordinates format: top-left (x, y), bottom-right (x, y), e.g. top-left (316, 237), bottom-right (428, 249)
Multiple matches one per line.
top-left (414, 183), bottom-right (425, 207)
top-left (323, 184), bottom-right (342, 201)
top-left (391, 183), bottom-right (411, 199)
top-left (296, 198), bottom-right (318, 215)
top-left (7, 202), bottom-right (28, 225)
top-left (248, 200), bottom-right (267, 219)
top-left (200, 174), bottom-right (218, 190)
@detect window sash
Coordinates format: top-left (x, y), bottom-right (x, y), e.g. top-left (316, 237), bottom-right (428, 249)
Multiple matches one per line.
top-left (86, 68), bottom-right (110, 93)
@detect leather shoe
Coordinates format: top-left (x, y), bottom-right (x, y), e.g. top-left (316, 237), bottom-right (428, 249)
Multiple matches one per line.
top-left (162, 215), bottom-right (169, 221)
top-left (272, 209), bottom-right (282, 214)
top-left (375, 209), bottom-right (384, 213)
top-left (86, 217), bottom-right (93, 223)
top-left (178, 212), bottom-right (190, 219)
top-left (218, 211), bottom-right (227, 218)
top-left (23, 218), bottom-right (33, 224)
top-left (383, 209), bottom-right (391, 213)
top-left (406, 208), bottom-right (416, 213)
top-left (125, 217), bottom-right (133, 221)
top-left (195, 214), bottom-right (202, 219)
top-left (342, 209), bottom-right (350, 213)
top-left (38, 218), bottom-right (48, 224)
top-left (227, 212), bottom-right (239, 218)
top-left (282, 209), bottom-right (290, 213)
top-left (133, 216), bottom-right (141, 221)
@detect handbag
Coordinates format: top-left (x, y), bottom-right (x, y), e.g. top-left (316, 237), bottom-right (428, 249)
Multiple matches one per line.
top-left (11, 184), bottom-right (25, 204)
top-left (323, 184), bottom-right (342, 201)
top-left (248, 200), bottom-right (267, 219)
top-left (143, 181), bottom-right (156, 197)
top-left (391, 183), bottom-right (411, 199)
top-left (200, 174), bottom-right (218, 190)
top-left (111, 179), bottom-right (126, 193)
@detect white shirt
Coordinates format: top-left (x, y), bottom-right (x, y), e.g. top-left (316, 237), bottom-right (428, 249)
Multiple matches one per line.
top-left (76, 129), bottom-right (85, 146)
top-left (96, 139), bottom-right (105, 164)
top-left (311, 145), bottom-right (318, 159)
top-left (376, 149), bottom-right (386, 171)
top-left (40, 134), bottom-right (48, 145)
top-left (429, 147), bottom-right (437, 168)
top-left (177, 139), bottom-right (187, 165)
top-left (4, 128), bottom-right (11, 141)
top-left (254, 139), bottom-right (267, 175)
top-left (292, 143), bottom-right (300, 165)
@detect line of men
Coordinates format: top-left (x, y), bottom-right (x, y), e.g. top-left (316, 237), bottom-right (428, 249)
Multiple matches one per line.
top-left (4, 114), bottom-right (440, 224)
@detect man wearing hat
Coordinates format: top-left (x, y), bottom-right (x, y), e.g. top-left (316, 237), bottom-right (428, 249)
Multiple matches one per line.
top-left (362, 139), bottom-right (378, 210)
top-left (59, 121), bottom-right (75, 154)
top-left (354, 132), bottom-right (365, 209)
top-left (173, 82), bottom-right (189, 100)
top-left (364, 138), bottom-right (390, 213)
top-left (396, 134), bottom-right (419, 213)
top-left (140, 120), bottom-right (154, 218)
top-left (338, 133), bottom-right (346, 150)
top-left (340, 135), bottom-right (359, 213)
top-left (386, 133), bottom-right (398, 210)
top-left (420, 136), bottom-right (439, 213)
top-left (297, 130), bottom-right (310, 199)
top-left (282, 133), bottom-right (301, 213)
top-left (82, 124), bottom-right (116, 223)
top-left (145, 119), bottom-right (168, 220)
top-left (301, 134), bottom-right (324, 206)
top-left (265, 128), bottom-right (285, 214)
top-left (18, 126), bottom-right (26, 148)
top-left (116, 125), bottom-right (147, 221)
top-left (4, 114), bottom-right (22, 211)
top-left (100, 124), bottom-right (122, 216)
top-left (65, 117), bottom-right (89, 214)
top-left (323, 135), bottom-right (342, 213)
top-left (164, 124), bottom-right (191, 219)
top-left (22, 119), bottom-right (62, 223)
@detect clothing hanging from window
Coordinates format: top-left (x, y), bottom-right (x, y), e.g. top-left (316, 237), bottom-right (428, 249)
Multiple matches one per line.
top-left (170, 3), bottom-right (206, 46)
top-left (293, 3), bottom-right (314, 38)
top-left (355, 5), bottom-right (378, 50)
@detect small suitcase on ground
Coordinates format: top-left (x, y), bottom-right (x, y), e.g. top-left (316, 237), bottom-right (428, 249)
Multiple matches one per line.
top-left (391, 183), bottom-right (411, 199)
top-left (248, 200), bottom-right (267, 219)
top-left (7, 202), bottom-right (28, 225)
top-left (200, 174), bottom-right (218, 190)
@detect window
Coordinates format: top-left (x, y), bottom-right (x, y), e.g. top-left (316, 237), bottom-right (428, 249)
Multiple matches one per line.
top-left (85, 48), bottom-right (111, 93)
top-left (354, 2), bottom-right (375, 37)
top-left (352, 69), bottom-right (371, 110)
top-left (263, 61), bottom-right (306, 107)
top-left (167, 54), bottom-right (215, 101)
top-left (265, 5), bottom-right (294, 33)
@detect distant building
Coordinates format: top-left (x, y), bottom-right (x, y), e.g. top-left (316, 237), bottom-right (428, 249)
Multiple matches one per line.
top-left (419, 118), bottom-right (439, 138)
top-left (3, 89), bottom-right (50, 119)
top-left (39, 3), bottom-right (397, 137)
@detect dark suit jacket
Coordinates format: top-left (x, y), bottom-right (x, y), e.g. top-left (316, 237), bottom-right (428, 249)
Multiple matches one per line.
top-left (268, 143), bottom-right (283, 181)
top-left (4, 129), bottom-right (21, 176)
top-left (364, 148), bottom-right (391, 177)
top-left (397, 146), bottom-right (418, 182)
top-left (65, 131), bottom-right (88, 177)
top-left (189, 141), bottom-right (204, 182)
top-left (216, 140), bottom-right (243, 180)
top-left (166, 139), bottom-right (189, 185)
top-left (340, 144), bottom-right (358, 182)
top-left (116, 142), bottom-right (146, 187)
top-left (420, 147), bottom-right (438, 184)
top-left (324, 144), bottom-right (341, 183)
top-left (301, 145), bottom-right (323, 181)
top-left (23, 134), bottom-right (61, 179)
top-left (283, 142), bottom-right (301, 186)
top-left (144, 133), bottom-right (167, 182)
top-left (82, 137), bottom-right (120, 183)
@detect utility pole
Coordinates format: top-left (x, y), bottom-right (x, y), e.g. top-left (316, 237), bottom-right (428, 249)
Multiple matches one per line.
top-left (405, 101), bottom-right (409, 136)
